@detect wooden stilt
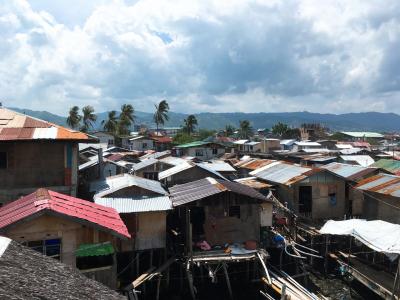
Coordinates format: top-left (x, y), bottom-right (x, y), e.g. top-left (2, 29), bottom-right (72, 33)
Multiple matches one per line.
top-left (156, 275), bottom-right (162, 300)
top-left (246, 260), bottom-right (250, 281)
top-left (186, 267), bottom-right (196, 300)
top-left (310, 236), bottom-right (314, 266)
top-left (279, 248), bottom-right (283, 270)
top-left (150, 249), bottom-right (153, 268)
top-left (179, 263), bottom-right (184, 291)
top-left (280, 283), bottom-right (287, 300)
top-left (392, 260), bottom-right (400, 300)
top-left (324, 235), bottom-right (329, 276)
top-left (136, 252), bottom-right (140, 277)
top-left (222, 263), bottom-right (233, 300)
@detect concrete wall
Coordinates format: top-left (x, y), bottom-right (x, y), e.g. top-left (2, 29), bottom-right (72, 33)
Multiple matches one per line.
top-left (184, 147), bottom-right (225, 160)
top-left (0, 142), bottom-right (78, 204)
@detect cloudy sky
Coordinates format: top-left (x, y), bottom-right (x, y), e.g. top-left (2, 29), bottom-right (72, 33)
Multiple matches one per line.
top-left (1, 0), bottom-right (400, 115)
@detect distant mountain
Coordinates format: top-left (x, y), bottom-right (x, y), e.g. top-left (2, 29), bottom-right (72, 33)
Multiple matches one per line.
top-left (8, 107), bottom-right (400, 132)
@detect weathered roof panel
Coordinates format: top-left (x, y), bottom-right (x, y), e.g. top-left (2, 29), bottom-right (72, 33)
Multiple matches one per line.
top-left (356, 174), bottom-right (400, 197)
top-left (321, 162), bottom-right (377, 180)
top-left (95, 196), bottom-right (172, 213)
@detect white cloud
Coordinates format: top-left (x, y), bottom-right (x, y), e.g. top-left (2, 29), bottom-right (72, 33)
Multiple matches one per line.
top-left (1, 0), bottom-right (400, 115)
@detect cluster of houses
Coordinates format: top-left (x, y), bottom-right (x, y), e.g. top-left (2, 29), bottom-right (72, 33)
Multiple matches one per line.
top-left (2, 107), bottom-right (400, 298)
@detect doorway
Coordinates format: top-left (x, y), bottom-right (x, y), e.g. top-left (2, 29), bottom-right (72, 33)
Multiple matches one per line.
top-left (299, 186), bottom-right (312, 214)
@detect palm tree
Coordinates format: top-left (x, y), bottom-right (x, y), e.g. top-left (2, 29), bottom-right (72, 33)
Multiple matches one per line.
top-left (153, 100), bottom-right (169, 133)
top-left (101, 110), bottom-right (118, 134)
top-left (271, 122), bottom-right (290, 137)
top-left (225, 124), bottom-right (235, 137)
top-left (239, 120), bottom-right (252, 139)
top-left (66, 106), bottom-right (81, 130)
top-left (118, 104), bottom-right (135, 135)
top-left (184, 115), bottom-right (198, 135)
top-left (81, 106), bottom-right (97, 132)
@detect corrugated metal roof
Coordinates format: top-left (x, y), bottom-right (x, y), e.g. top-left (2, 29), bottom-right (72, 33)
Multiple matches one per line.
top-left (356, 174), bottom-right (400, 197)
top-left (372, 159), bottom-right (400, 175)
top-left (234, 177), bottom-right (273, 189)
top-left (159, 156), bottom-right (192, 166)
top-left (198, 161), bottom-right (236, 172)
top-left (340, 148), bottom-right (363, 155)
top-left (131, 158), bottom-right (158, 171)
top-left (321, 162), bottom-right (378, 180)
top-left (280, 139), bottom-right (296, 146)
top-left (169, 177), bottom-right (268, 206)
top-left (249, 161), bottom-right (316, 185)
top-left (245, 141), bottom-right (260, 146)
top-left (158, 161), bottom-right (227, 180)
top-left (233, 139), bottom-right (249, 145)
top-left (340, 155), bottom-right (374, 167)
top-left (295, 141), bottom-right (321, 146)
top-left (91, 174), bottom-right (167, 197)
top-left (0, 108), bottom-right (93, 142)
top-left (0, 188), bottom-right (130, 239)
top-left (341, 132), bottom-right (384, 138)
top-left (236, 159), bottom-right (276, 170)
top-left (95, 196), bottom-right (171, 213)
top-left (140, 150), bottom-right (171, 160)
top-left (335, 144), bottom-right (353, 149)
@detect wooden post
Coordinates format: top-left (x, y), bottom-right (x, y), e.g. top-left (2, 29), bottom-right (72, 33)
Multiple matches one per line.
top-left (324, 235), bottom-right (329, 276)
top-left (156, 275), bottom-right (162, 300)
top-left (279, 248), bottom-right (283, 270)
top-left (222, 263), bottom-right (233, 300)
top-left (392, 259), bottom-right (400, 300)
top-left (246, 260), bottom-right (250, 281)
top-left (136, 252), bottom-right (140, 277)
top-left (150, 249), bottom-right (153, 269)
top-left (281, 283), bottom-right (286, 300)
top-left (310, 236), bottom-right (314, 266)
top-left (186, 266), bottom-right (196, 300)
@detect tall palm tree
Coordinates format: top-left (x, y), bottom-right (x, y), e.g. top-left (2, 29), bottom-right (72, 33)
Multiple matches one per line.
top-left (81, 105), bottom-right (97, 132)
top-left (225, 124), bottom-right (235, 137)
top-left (118, 104), bottom-right (135, 135)
top-left (184, 115), bottom-right (198, 135)
top-left (66, 106), bottom-right (81, 130)
top-left (239, 120), bottom-right (252, 139)
top-left (153, 100), bottom-right (169, 133)
top-left (101, 110), bottom-right (118, 134)
top-left (271, 122), bottom-right (290, 137)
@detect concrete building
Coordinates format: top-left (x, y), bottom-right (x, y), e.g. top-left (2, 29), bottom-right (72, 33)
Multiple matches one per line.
top-left (0, 108), bottom-right (95, 205)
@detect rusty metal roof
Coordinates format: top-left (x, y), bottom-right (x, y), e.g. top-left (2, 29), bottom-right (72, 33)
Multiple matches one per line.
top-left (321, 162), bottom-right (378, 181)
top-left (236, 159), bottom-right (276, 170)
top-left (169, 177), bottom-right (268, 206)
top-left (355, 174), bottom-right (400, 197)
top-left (0, 108), bottom-right (93, 142)
top-left (249, 161), bottom-right (316, 186)
top-left (234, 177), bottom-right (273, 190)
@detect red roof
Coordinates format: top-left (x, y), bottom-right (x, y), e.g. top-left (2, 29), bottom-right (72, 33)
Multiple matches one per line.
top-left (152, 136), bottom-right (173, 143)
top-left (352, 142), bottom-right (371, 148)
top-left (0, 189), bottom-right (130, 239)
top-left (0, 108), bottom-right (94, 142)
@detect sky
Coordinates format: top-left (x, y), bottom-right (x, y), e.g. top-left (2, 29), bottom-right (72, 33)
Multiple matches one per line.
top-left (1, 0), bottom-right (400, 115)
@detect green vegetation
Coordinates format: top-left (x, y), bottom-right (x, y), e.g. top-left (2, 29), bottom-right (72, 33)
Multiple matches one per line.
top-left (183, 114), bottom-right (198, 135)
top-left (67, 105), bottom-right (97, 132)
top-left (101, 110), bottom-right (118, 133)
top-left (271, 122), bottom-right (290, 137)
top-left (239, 120), bottom-right (252, 138)
top-left (66, 106), bottom-right (81, 130)
top-left (153, 100), bottom-right (169, 133)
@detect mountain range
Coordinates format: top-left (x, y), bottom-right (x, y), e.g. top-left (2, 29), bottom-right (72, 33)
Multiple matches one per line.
top-left (8, 107), bottom-right (400, 132)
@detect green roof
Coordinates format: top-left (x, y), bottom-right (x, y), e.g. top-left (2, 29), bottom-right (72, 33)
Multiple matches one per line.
top-left (372, 159), bottom-right (400, 175)
top-left (76, 242), bottom-right (114, 257)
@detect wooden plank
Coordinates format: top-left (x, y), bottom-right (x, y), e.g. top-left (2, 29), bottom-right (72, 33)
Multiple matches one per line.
top-left (132, 266), bottom-right (156, 288)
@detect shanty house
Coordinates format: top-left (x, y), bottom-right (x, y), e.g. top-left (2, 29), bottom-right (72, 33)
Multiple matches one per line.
top-left (355, 174), bottom-right (400, 223)
top-left (92, 131), bottom-right (115, 147)
top-left (169, 177), bottom-right (273, 248)
top-left (339, 155), bottom-right (375, 167)
top-left (174, 141), bottom-right (226, 160)
top-left (90, 174), bottom-right (170, 251)
top-left (158, 161), bottom-right (227, 186)
top-left (0, 108), bottom-right (95, 205)
top-left (0, 188), bottom-right (130, 288)
top-left (250, 161), bottom-right (348, 220)
top-left (321, 162), bottom-right (380, 216)
top-left (129, 136), bottom-right (154, 151)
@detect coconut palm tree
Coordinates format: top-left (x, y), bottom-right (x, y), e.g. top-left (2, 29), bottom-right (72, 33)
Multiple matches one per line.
top-left (184, 115), bottom-right (198, 135)
top-left (66, 106), bottom-right (81, 130)
top-left (225, 124), bottom-right (235, 137)
top-left (239, 120), bottom-right (252, 139)
top-left (271, 122), bottom-right (290, 137)
top-left (153, 100), bottom-right (169, 133)
top-left (118, 104), bottom-right (135, 135)
top-left (81, 105), bottom-right (97, 132)
top-left (101, 110), bottom-right (118, 134)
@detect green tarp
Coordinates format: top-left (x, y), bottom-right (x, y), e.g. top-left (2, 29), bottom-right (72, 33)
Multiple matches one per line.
top-left (75, 242), bottom-right (114, 257)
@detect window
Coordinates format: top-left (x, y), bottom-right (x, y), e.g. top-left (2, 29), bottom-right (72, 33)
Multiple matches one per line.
top-left (195, 149), bottom-right (204, 156)
top-left (212, 148), bottom-right (218, 155)
top-left (21, 239), bottom-right (61, 259)
top-left (144, 172), bottom-right (158, 180)
top-left (142, 143), bottom-right (148, 149)
top-left (0, 152), bottom-right (7, 169)
top-left (229, 206), bottom-right (241, 219)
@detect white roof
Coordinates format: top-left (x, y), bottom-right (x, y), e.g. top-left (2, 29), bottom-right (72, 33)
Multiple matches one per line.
top-left (95, 196), bottom-right (172, 213)
top-left (340, 155), bottom-right (374, 167)
top-left (159, 156), bottom-right (192, 166)
top-left (158, 162), bottom-right (193, 180)
top-left (245, 141), bottom-right (260, 146)
top-left (295, 141), bottom-right (321, 147)
top-left (129, 135), bottom-right (148, 141)
top-left (90, 174), bottom-right (168, 198)
top-left (131, 158), bottom-right (158, 171)
top-left (339, 147), bottom-right (363, 155)
top-left (233, 139), bottom-right (249, 145)
top-left (335, 144), bottom-right (353, 149)
top-left (301, 148), bottom-right (332, 153)
top-left (280, 139), bottom-right (296, 146)
top-left (0, 236), bottom-right (11, 258)
top-left (320, 219), bottom-right (400, 255)
top-left (342, 132), bottom-right (384, 138)
top-left (198, 161), bottom-right (236, 172)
